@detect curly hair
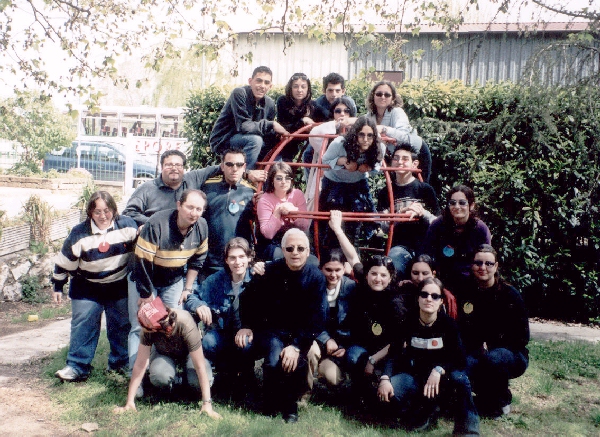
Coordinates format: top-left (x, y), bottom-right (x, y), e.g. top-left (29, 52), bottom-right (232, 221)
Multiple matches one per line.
top-left (366, 81), bottom-right (403, 114)
top-left (342, 115), bottom-right (382, 168)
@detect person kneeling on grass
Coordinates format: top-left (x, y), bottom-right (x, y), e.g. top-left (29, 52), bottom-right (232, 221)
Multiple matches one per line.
top-left (114, 297), bottom-right (221, 419)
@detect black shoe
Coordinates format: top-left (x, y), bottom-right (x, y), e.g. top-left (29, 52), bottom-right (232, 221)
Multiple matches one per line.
top-left (283, 413), bottom-right (299, 423)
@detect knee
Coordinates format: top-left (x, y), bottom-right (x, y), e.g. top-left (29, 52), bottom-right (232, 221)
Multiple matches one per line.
top-left (319, 359), bottom-right (343, 386)
top-left (388, 246), bottom-right (413, 277)
top-left (202, 331), bottom-right (220, 355)
top-left (449, 370), bottom-right (473, 392)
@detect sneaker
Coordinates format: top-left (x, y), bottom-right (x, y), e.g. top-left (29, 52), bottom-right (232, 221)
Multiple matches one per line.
top-left (501, 404), bottom-right (511, 415)
top-left (55, 366), bottom-right (85, 382)
top-left (135, 384), bottom-right (144, 399)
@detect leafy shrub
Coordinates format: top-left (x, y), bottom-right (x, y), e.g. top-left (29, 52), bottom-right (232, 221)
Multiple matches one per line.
top-left (21, 275), bottom-right (48, 304)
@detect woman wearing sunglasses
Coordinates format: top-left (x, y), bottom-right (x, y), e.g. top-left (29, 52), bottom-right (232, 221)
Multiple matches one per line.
top-left (365, 80), bottom-right (431, 182)
top-left (276, 73), bottom-right (326, 161)
top-left (319, 115), bottom-right (385, 247)
top-left (457, 244), bottom-right (529, 418)
top-left (420, 184), bottom-right (491, 294)
top-left (256, 162), bottom-right (311, 260)
top-left (377, 277), bottom-right (480, 434)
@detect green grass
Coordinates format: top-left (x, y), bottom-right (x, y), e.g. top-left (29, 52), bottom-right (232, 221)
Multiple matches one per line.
top-left (44, 338), bottom-right (600, 436)
top-left (12, 304), bottom-right (71, 323)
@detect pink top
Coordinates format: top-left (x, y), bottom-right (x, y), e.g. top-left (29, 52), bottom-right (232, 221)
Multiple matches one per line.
top-left (257, 189), bottom-right (311, 240)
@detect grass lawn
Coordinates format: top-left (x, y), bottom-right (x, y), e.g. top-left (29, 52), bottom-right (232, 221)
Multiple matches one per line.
top-left (45, 338), bottom-right (600, 436)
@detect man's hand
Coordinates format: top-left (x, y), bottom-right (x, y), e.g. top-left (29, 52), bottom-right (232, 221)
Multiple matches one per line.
top-left (400, 201), bottom-right (425, 220)
top-left (137, 295), bottom-right (154, 307)
top-left (377, 379), bottom-right (394, 402)
top-left (196, 305), bottom-right (212, 325)
top-left (179, 289), bottom-right (192, 306)
top-left (273, 121), bottom-right (289, 135)
top-left (424, 369), bottom-right (441, 398)
top-left (325, 339), bottom-right (345, 358)
top-left (200, 402), bottom-right (222, 420)
top-left (247, 169), bottom-right (267, 183)
top-left (365, 361), bottom-right (375, 376)
top-left (280, 346), bottom-right (300, 373)
top-left (235, 328), bottom-right (253, 348)
top-left (53, 291), bottom-right (62, 304)
top-left (251, 261), bottom-right (266, 276)
top-left (113, 402), bottom-right (137, 414)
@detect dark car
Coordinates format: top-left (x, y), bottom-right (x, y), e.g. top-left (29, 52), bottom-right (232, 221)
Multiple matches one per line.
top-left (43, 141), bottom-right (157, 187)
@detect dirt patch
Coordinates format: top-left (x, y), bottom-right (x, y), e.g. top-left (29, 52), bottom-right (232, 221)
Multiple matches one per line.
top-left (0, 300), bottom-right (66, 338)
top-left (0, 361), bottom-right (82, 437)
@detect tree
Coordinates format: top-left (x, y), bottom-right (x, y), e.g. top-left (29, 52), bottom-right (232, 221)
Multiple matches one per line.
top-left (0, 92), bottom-right (74, 172)
top-left (1, 0), bottom-right (597, 100)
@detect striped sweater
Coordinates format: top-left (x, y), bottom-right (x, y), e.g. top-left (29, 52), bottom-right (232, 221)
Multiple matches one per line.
top-left (52, 215), bottom-right (138, 299)
top-left (133, 208), bottom-right (208, 298)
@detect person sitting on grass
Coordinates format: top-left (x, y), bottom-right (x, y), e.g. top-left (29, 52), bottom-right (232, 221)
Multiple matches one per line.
top-left (53, 191), bottom-right (138, 382)
top-left (114, 297), bottom-right (221, 419)
top-left (377, 277), bottom-right (479, 435)
top-left (457, 244), bottom-right (529, 418)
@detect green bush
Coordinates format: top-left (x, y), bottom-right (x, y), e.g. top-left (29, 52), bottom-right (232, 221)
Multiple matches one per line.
top-left (185, 78), bottom-right (600, 322)
top-left (21, 275), bottom-right (48, 304)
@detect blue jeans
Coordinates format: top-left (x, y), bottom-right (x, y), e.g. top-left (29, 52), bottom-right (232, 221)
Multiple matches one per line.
top-left (148, 349), bottom-right (213, 390)
top-left (388, 246), bottom-right (414, 280)
top-left (466, 348), bottom-right (528, 413)
top-left (202, 328), bottom-right (254, 374)
top-left (390, 370), bottom-right (480, 434)
top-left (67, 296), bottom-right (130, 377)
top-left (229, 133), bottom-right (265, 170)
top-left (127, 275), bottom-right (183, 370)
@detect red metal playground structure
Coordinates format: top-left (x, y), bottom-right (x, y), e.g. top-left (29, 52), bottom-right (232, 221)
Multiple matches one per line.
top-left (254, 123), bottom-right (422, 259)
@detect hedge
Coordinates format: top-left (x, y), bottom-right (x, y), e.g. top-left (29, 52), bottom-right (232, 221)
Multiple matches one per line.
top-left (184, 78), bottom-right (600, 323)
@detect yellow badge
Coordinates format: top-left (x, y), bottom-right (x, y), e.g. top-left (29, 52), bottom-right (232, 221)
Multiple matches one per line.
top-left (372, 322), bottom-right (383, 336)
top-left (463, 302), bottom-right (474, 314)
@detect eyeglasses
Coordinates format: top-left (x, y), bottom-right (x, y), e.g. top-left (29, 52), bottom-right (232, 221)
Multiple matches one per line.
top-left (92, 209), bottom-right (112, 217)
top-left (472, 260), bottom-right (496, 268)
top-left (448, 199), bottom-right (469, 207)
top-left (284, 245), bottom-right (307, 253)
top-left (291, 74), bottom-right (308, 81)
top-left (375, 92), bottom-right (392, 98)
top-left (163, 163), bottom-right (183, 169)
top-left (274, 176), bottom-right (292, 182)
top-left (334, 108), bottom-right (351, 114)
top-left (392, 155), bottom-right (411, 162)
top-left (419, 291), bottom-right (442, 300)
top-left (224, 162), bottom-right (245, 168)
top-left (357, 132), bottom-right (374, 139)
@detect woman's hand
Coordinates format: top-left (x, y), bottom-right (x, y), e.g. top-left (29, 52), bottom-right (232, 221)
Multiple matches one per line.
top-left (345, 161), bottom-right (358, 172)
top-left (201, 402), bottom-right (222, 420)
top-left (377, 379), bottom-right (394, 402)
top-left (278, 202), bottom-right (298, 216)
top-left (423, 369), bottom-right (441, 398)
top-left (113, 402), bottom-right (137, 414)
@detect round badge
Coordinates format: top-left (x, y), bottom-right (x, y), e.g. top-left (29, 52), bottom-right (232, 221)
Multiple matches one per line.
top-left (98, 242), bottom-right (110, 253)
top-left (443, 245), bottom-right (455, 257)
top-left (228, 201), bottom-right (240, 214)
top-left (371, 322), bottom-right (383, 336)
top-left (432, 339), bottom-right (439, 347)
top-left (463, 302), bottom-right (474, 314)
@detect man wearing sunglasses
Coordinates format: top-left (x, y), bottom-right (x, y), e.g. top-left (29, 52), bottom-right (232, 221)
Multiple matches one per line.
top-left (209, 65), bottom-right (289, 169)
top-left (238, 228), bottom-right (326, 423)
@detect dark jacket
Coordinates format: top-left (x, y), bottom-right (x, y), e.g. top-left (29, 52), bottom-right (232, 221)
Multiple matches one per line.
top-left (276, 96), bottom-right (327, 133)
top-left (315, 275), bottom-right (357, 352)
top-left (209, 85), bottom-right (276, 155)
top-left (239, 258), bottom-right (327, 353)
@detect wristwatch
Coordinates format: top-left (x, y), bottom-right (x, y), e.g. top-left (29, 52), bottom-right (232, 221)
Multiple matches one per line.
top-left (368, 356), bottom-right (376, 366)
top-left (434, 366), bottom-right (444, 375)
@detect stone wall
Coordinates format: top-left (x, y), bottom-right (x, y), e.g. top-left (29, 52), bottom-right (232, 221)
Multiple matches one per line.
top-left (1, 251), bottom-right (55, 301)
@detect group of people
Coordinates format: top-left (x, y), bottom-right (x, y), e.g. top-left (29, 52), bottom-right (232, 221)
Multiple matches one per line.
top-left (50, 65), bottom-right (530, 434)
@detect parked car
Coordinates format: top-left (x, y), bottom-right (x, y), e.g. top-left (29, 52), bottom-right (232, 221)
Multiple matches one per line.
top-left (43, 141), bottom-right (157, 187)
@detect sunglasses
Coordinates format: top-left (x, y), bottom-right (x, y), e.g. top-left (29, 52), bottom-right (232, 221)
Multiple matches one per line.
top-left (472, 260), bottom-right (496, 267)
top-left (274, 176), bottom-right (292, 182)
top-left (334, 108), bottom-right (351, 114)
top-left (419, 291), bottom-right (443, 300)
top-left (375, 92), bottom-right (392, 98)
top-left (224, 162), bottom-right (245, 168)
top-left (291, 74), bottom-right (308, 81)
top-left (285, 245), bottom-right (307, 253)
top-left (357, 132), bottom-right (374, 139)
top-left (448, 199), bottom-right (469, 207)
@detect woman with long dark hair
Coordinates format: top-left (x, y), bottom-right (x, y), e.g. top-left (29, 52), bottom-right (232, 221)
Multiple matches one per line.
top-left (420, 184), bottom-right (491, 293)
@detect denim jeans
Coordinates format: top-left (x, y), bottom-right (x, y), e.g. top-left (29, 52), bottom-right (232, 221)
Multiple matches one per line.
top-left (229, 133), bottom-right (265, 170)
top-left (202, 328), bottom-right (254, 374)
top-left (148, 349), bottom-right (213, 390)
top-left (466, 348), bottom-right (528, 413)
top-left (388, 245), bottom-right (414, 280)
top-left (127, 275), bottom-right (183, 370)
top-left (390, 370), bottom-right (480, 435)
top-left (67, 296), bottom-right (130, 377)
